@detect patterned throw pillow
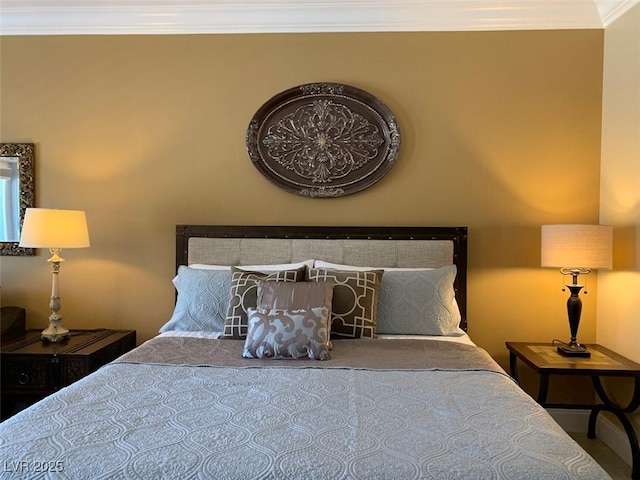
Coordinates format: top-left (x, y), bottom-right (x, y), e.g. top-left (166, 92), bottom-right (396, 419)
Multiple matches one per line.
top-left (242, 307), bottom-right (330, 360)
top-left (160, 266), bottom-right (231, 333)
top-left (223, 266), bottom-right (306, 339)
top-left (257, 280), bottom-right (334, 349)
top-left (376, 266), bottom-right (463, 336)
top-left (306, 268), bottom-right (383, 339)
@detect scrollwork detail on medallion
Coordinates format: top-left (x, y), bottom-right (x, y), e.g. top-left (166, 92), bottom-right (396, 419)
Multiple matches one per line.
top-left (299, 186), bottom-right (345, 198)
top-left (262, 99), bottom-right (384, 184)
top-left (300, 83), bottom-right (345, 96)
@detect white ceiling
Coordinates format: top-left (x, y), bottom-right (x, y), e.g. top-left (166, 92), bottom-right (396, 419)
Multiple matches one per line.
top-left (0, 0), bottom-right (638, 35)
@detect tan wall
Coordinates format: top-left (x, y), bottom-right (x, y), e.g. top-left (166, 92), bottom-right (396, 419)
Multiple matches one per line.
top-left (1, 31), bottom-right (604, 382)
top-left (599, 3), bottom-right (640, 445)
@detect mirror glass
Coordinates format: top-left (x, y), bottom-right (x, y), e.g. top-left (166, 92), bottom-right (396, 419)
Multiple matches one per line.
top-left (0, 143), bottom-right (35, 256)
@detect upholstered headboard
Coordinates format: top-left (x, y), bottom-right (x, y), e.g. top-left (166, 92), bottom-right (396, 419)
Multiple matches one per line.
top-left (175, 225), bottom-right (468, 331)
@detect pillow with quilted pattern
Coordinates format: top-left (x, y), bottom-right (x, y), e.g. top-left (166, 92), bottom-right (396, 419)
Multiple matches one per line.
top-left (223, 266), bottom-right (306, 339)
top-left (160, 266), bottom-right (230, 333)
top-left (242, 307), bottom-right (330, 360)
top-left (306, 268), bottom-right (383, 339)
top-left (376, 265), bottom-right (463, 336)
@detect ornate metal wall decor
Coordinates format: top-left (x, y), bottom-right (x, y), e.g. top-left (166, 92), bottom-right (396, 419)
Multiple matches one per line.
top-left (247, 83), bottom-right (400, 197)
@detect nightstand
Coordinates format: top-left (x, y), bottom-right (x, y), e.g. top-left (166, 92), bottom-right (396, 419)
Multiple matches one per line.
top-left (1, 329), bottom-right (136, 420)
top-left (506, 341), bottom-right (640, 480)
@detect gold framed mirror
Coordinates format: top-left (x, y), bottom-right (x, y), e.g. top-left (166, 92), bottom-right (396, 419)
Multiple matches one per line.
top-left (0, 143), bottom-right (35, 256)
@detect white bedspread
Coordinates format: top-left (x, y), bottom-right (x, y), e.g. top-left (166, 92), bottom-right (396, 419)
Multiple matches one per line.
top-left (0, 337), bottom-right (610, 479)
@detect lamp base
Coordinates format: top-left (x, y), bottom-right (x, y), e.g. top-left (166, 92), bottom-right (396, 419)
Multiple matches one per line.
top-left (41, 324), bottom-right (69, 343)
top-left (557, 344), bottom-right (591, 358)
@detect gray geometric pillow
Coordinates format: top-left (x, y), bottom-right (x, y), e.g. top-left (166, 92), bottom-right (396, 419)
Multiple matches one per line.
top-left (376, 265), bottom-right (462, 335)
top-left (223, 266), bottom-right (306, 339)
top-left (160, 266), bottom-right (231, 333)
top-left (242, 307), bottom-right (330, 360)
top-left (307, 268), bottom-right (383, 339)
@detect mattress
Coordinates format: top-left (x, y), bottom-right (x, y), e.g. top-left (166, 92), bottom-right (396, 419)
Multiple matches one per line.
top-left (0, 335), bottom-right (610, 479)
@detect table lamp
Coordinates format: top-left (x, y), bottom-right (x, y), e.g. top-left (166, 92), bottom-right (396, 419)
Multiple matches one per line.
top-left (19, 208), bottom-right (90, 342)
top-left (541, 224), bottom-right (612, 357)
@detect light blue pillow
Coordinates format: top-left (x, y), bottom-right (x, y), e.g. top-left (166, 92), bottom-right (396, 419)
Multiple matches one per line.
top-left (376, 265), bottom-right (463, 336)
top-left (160, 266), bottom-right (231, 333)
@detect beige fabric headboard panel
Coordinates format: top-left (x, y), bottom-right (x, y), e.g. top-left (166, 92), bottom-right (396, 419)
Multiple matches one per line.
top-left (187, 237), bottom-right (453, 269)
top-left (175, 225), bottom-right (469, 331)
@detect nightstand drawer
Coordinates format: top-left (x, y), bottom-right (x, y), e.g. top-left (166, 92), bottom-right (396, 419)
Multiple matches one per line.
top-left (1, 355), bottom-right (54, 391)
top-left (60, 356), bottom-right (92, 385)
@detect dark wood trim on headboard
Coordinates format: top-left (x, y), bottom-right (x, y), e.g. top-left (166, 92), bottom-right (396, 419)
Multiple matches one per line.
top-left (176, 225), bottom-right (468, 331)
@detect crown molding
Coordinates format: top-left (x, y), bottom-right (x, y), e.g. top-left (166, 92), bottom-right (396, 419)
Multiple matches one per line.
top-left (597, 0), bottom-right (640, 26)
top-left (0, 0), bottom-right (634, 36)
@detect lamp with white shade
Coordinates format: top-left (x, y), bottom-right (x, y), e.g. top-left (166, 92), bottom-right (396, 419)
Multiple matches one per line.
top-left (19, 208), bottom-right (90, 342)
top-left (541, 224), bottom-right (612, 357)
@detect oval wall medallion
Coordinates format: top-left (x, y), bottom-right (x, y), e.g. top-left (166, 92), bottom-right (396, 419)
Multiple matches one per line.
top-left (246, 83), bottom-right (400, 197)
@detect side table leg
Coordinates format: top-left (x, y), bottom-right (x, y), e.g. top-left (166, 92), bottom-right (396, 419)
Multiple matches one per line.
top-left (587, 405), bottom-right (601, 439)
top-left (537, 374), bottom-right (549, 405)
top-left (508, 351), bottom-right (548, 405)
top-left (590, 376), bottom-right (640, 480)
top-left (588, 405), bottom-right (639, 479)
top-left (509, 352), bottom-right (520, 383)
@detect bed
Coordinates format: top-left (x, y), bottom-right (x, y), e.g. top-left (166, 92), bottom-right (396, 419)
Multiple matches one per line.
top-left (0, 225), bottom-right (610, 479)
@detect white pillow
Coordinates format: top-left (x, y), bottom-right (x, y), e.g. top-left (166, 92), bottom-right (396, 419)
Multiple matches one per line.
top-left (190, 260), bottom-right (314, 272)
top-left (313, 260), bottom-right (433, 272)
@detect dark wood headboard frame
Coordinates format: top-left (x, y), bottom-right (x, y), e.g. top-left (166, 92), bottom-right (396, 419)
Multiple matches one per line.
top-left (176, 225), bottom-right (468, 332)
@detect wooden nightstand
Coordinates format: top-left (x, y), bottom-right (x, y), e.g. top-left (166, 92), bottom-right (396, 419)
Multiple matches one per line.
top-left (1, 329), bottom-right (136, 420)
top-left (506, 341), bottom-right (640, 480)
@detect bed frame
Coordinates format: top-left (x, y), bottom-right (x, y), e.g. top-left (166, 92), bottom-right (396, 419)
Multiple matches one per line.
top-left (176, 225), bottom-right (468, 331)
